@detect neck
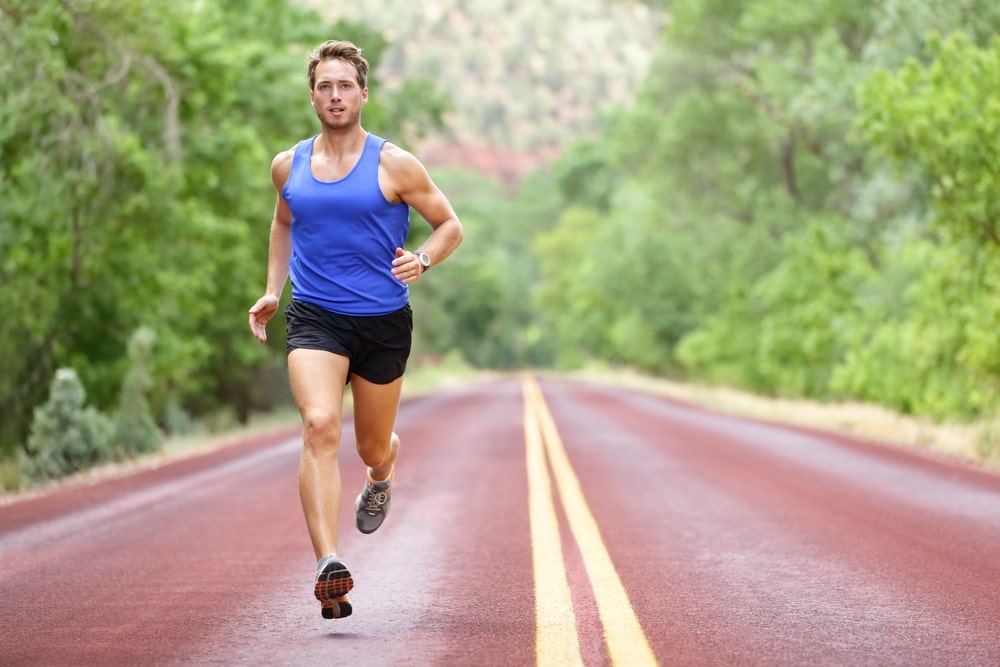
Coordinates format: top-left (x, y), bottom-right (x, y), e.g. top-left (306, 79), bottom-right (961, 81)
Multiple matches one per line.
top-left (315, 125), bottom-right (367, 157)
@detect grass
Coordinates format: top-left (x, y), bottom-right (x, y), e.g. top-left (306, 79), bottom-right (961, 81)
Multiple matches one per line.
top-left (567, 364), bottom-right (1000, 471)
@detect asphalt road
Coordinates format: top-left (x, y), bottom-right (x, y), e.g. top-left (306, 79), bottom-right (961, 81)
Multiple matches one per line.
top-left (2, 375), bottom-right (999, 666)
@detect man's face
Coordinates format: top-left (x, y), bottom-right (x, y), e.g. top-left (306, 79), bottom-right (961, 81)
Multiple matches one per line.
top-left (310, 59), bottom-right (368, 130)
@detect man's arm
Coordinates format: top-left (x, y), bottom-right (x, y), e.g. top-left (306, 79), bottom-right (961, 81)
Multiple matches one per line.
top-left (248, 150), bottom-right (295, 342)
top-left (381, 144), bottom-right (464, 284)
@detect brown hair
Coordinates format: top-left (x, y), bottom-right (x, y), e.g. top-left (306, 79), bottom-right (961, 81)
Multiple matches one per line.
top-left (307, 40), bottom-right (369, 91)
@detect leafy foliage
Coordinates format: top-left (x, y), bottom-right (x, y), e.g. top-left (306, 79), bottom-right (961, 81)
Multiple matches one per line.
top-left (5, 0), bottom-right (1000, 484)
top-left (21, 368), bottom-right (113, 483)
top-left (535, 0), bottom-right (1000, 421)
top-left (857, 32), bottom-right (1000, 247)
top-left (1, 1), bottom-right (450, 464)
top-left (411, 167), bottom-right (562, 369)
top-left (842, 31), bottom-right (1000, 418)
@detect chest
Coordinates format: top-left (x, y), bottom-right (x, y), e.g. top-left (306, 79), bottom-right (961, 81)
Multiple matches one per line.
top-left (310, 152), bottom-right (360, 182)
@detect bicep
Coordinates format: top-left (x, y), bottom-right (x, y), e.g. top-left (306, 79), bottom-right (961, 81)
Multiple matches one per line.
top-left (270, 151), bottom-right (294, 226)
top-left (272, 192), bottom-right (292, 227)
top-left (409, 183), bottom-right (458, 230)
top-left (396, 157), bottom-right (457, 229)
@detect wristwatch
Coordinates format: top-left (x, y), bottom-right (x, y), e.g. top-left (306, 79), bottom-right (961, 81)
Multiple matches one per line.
top-left (415, 251), bottom-right (431, 272)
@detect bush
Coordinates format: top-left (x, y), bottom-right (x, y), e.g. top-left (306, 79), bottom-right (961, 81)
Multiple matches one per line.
top-left (21, 368), bottom-right (114, 484)
top-left (113, 327), bottom-right (161, 457)
top-left (1, 459), bottom-right (21, 493)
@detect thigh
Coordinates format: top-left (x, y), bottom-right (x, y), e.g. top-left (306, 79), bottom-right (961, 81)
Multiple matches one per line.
top-left (351, 304), bottom-right (412, 385)
top-left (288, 348), bottom-right (351, 420)
top-left (284, 299), bottom-right (356, 359)
top-left (350, 374), bottom-right (404, 448)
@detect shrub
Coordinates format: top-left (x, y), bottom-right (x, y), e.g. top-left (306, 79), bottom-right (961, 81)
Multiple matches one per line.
top-left (113, 327), bottom-right (161, 457)
top-left (21, 368), bottom-right (114, 484)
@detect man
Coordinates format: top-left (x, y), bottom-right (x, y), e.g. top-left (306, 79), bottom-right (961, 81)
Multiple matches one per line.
top-left (247, 39), bottom-right (463, 620)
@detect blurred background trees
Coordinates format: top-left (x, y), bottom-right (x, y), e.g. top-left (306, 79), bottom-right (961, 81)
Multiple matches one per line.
top-left (2, 0), bottom-right (998, 484)
top-left (0, 0), bottom-right (449, 482)
top-left (533, 0), bottom-right (1000, 422)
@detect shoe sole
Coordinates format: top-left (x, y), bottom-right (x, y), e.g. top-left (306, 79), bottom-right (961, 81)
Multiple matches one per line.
top-left (315, 560), bottom-right (354, 619)
top-left (320, 596), bottom-right (353, 619)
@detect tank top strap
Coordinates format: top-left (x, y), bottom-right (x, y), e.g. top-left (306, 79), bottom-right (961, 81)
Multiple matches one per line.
top-left (288, 136), bottom-right (316, 180)
top-left (360, 132), bottom-right (388, 168)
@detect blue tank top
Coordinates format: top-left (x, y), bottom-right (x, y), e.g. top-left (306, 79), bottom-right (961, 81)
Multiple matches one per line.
top-left (283, 132), bottom-right (411, 315)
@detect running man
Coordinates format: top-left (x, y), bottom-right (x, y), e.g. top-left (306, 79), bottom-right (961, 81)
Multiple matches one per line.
top-left (247, 39), bottom-right (463, 619)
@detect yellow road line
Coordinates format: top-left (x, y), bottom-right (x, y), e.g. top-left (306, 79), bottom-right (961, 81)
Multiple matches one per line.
top-left (524, 380), bottom-right (585, 667)
top-left (523, 375), bottom-right (658, 667)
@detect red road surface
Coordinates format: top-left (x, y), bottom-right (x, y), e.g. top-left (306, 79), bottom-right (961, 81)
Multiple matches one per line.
top-left (2, 376), bottom-right (999, 666)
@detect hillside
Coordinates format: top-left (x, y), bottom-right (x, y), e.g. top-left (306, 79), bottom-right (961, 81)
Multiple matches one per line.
top-left (304, 0), bottom-right (665, 183)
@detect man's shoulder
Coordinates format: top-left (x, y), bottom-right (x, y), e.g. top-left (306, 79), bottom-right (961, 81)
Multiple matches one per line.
top-left (272, 147), bottom-right (295, 165)
top-left (270, 140), bottom-right (307, 189)
top-left (378, 141), bottom-right (422, 175)
top-left (271, 140), bottom-right (307, 178)
top-left (274, 137), bottom-right (312, 165)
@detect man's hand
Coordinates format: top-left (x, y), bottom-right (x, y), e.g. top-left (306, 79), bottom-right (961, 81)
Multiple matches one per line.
top-left (391, 247), bottom-right (424, 285)
top-left (248, 294), bottom-right (280, 343)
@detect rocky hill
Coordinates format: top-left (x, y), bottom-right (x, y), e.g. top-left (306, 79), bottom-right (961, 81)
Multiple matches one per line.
top-left (305, 0), bottom-right (665, 183)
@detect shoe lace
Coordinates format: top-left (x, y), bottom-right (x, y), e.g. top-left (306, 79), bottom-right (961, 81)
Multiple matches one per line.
top-left (362, 486), bottom-right (389, 513)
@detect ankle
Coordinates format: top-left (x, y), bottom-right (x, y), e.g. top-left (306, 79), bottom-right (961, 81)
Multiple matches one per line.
top-left (369, 466), bottom-right (393, 486)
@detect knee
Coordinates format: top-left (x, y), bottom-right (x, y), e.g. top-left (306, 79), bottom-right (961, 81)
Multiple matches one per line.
top-left (356, 431), bottom-right (399, 468)
top-left (301, 411), bottom-right (341, 452)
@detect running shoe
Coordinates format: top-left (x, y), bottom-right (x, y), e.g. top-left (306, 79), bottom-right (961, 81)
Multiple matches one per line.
top-left (320, 595), bottom-right (352, 620)
top-left (314, 556), bottom-right (354, 619)
top-left (354, 467), bottom-right (393, 534)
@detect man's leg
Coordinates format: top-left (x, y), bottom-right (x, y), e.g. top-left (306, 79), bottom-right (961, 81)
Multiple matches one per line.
top-left (351, 374), bottom-right (403, 477)
top-left (350, 374), bottom-right (403, 533)
top-left (289, 349), bottom-right (355, 619)
top-left (288, 348), bottom-right (350, 559)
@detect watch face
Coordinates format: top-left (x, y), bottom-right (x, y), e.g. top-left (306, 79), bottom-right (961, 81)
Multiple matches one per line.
top-left (418, 252), bottom-right (431, 268)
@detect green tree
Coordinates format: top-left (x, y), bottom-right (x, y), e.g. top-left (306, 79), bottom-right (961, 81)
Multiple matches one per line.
top-left (836, 31), bottom-right (1000, 418)
top-left (1, 1), bottom-right (452, 464)
top-left (537, 0), bottom-right (1000, 420)
top-left (413, 167), bottom-right (561, 369)
top-left (857, 32), bottom-right (1000, 248)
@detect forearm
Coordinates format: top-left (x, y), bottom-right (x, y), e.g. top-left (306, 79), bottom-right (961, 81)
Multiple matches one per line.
top-left (265, 220), bottom-right (292, 297)
top-left (418, 218), bottom-right (464, 267)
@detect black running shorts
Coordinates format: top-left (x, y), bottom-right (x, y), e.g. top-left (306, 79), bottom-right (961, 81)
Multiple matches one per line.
top-left (284, 299), bottom-right (413, 385)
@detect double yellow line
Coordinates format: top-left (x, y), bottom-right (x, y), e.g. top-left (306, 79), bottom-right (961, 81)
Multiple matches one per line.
top-left (522, 375), bottom-right (658, 667)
